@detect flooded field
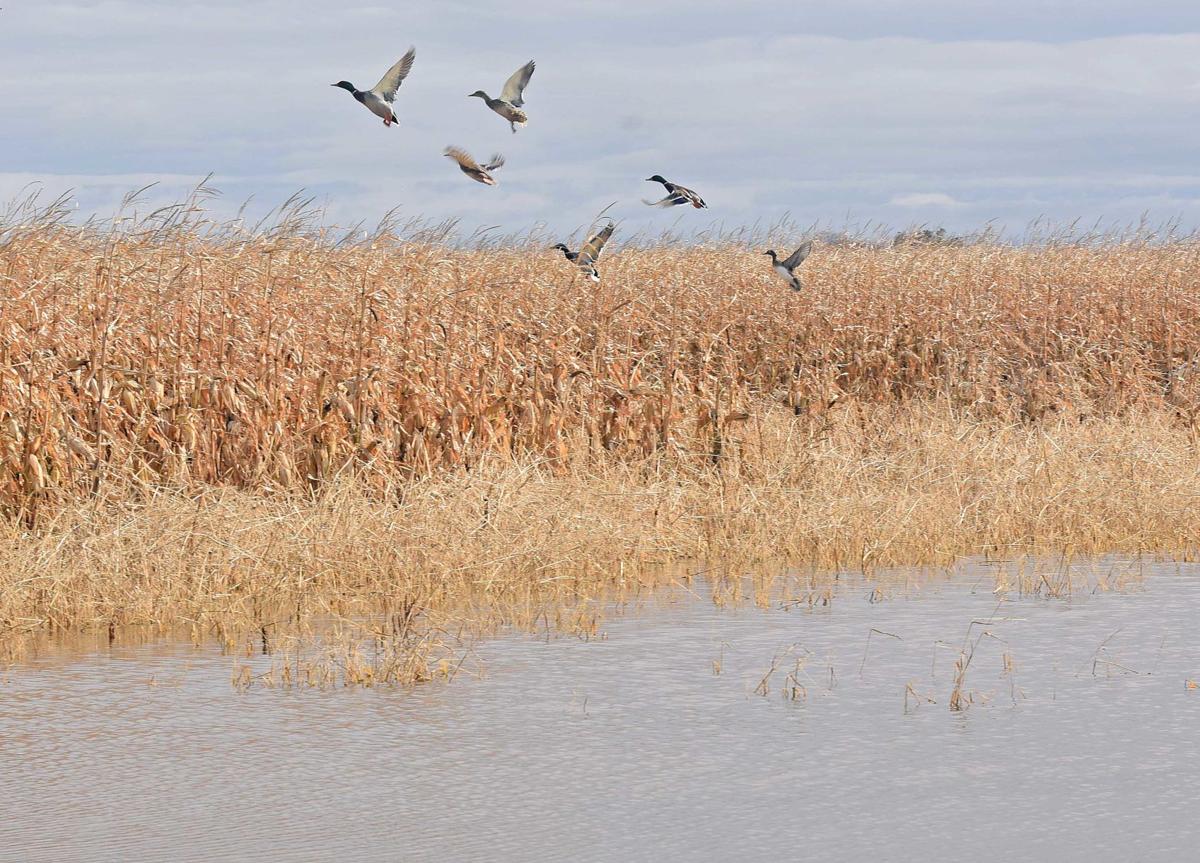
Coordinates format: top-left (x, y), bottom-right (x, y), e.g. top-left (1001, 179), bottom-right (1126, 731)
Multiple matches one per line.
top-left (3, 560), bottom-right (1199, 862)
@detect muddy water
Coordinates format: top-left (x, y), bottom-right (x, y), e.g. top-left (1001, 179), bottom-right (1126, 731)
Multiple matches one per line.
top-left (3, 562), bottom-right (1199, 862)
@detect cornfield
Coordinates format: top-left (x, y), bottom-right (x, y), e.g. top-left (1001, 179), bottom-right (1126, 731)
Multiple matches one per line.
top-left (3, 194), bottom-right (1200, 667)
top-left (3, 199), bottom-right (1199, 516)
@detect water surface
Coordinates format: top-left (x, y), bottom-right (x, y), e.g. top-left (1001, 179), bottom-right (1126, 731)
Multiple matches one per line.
top-left (3, 562), bottom-right (1199, 861)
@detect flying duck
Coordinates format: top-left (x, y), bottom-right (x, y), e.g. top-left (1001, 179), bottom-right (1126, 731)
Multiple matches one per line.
top-left (469, 61), bottom-right (536, 133)
top-left (764, 241), bottom-right (813, 291)
top-left (553, 222), bottom-right (615, 283)
top-left (643, 175), bottom-right (707, 209)
top-left (444, 147), bottom-right (505, 185)
top-left (331, 47), bottom-right (416, 127)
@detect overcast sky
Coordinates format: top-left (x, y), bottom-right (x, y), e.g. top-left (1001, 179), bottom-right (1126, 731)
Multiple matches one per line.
top-left (2, 1), bottom-right (1199, 240)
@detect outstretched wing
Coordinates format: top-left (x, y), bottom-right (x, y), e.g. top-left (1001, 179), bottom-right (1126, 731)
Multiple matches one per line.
top-left (443, 146), bottom-right (481, 171)
top-left (483, 154), bottom-right (506, 172)
top-left (782, 241), bottom-right (813, 271)
top-left (643, 194), bottom-right (687, 208)
top-left (371, 47), bottom-right (416, 102)
top-left (579, 222), bottom-right (615, 266)
top-left (500, 60), bottom-right (536, 106)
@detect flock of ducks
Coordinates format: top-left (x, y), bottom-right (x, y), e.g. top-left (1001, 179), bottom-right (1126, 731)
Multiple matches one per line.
top-left (333, 49), bottom-right (813, 289)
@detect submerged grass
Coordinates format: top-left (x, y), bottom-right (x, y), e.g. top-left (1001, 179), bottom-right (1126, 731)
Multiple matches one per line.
top-left (2, 197), bottom-right (1200, 671)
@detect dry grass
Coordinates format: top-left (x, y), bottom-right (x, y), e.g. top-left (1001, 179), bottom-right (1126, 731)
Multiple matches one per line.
top-left (3, 198), bottom-right (1200, 671)
top-left (5, 405), bottom-right (1200, 673)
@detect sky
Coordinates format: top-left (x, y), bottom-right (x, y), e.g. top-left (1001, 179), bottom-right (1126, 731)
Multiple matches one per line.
top-left (2, 1), bottom-right (1199, 241)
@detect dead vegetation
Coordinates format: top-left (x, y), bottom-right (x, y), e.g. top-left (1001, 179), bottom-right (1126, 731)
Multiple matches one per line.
top-left (3, 196), bottom-right (1200, 669)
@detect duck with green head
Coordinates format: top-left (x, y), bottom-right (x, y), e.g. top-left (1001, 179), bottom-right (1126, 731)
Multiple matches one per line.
top-left (553, 222), bottom-right (615, 283)
top-left (643, 175), bottom-right (707, 209)
top-left (469, 60), bottom-right (536, 133)
top-left (332, 47), bottom-right (416, 127)
top-left (764, 241), bottom-right (813, 291)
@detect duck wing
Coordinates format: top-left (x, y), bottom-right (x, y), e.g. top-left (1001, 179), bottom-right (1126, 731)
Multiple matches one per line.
top-left (782, 241), bottom-right (813, 271)
top-left (642, 193), bottom-right (687, 208)
top-left (483, 154), bottom-right (506, 172)
top-left (444, 146), bottom-right (482, 172)
top-left (500, 60), bottom-right (536, 107)
top-left (578, 222), bottom-right (615, 266)
top-left (370, 47), bottom-right (416, 103)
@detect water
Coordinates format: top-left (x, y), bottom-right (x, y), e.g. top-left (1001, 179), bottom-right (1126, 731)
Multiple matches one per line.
top-left (3, 563), bottom-right (1199, 862)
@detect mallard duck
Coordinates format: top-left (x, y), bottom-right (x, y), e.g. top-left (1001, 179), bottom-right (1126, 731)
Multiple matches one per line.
top-left (764, 242), bottom-right (813, 291)
top-left (553, 223), bottom-right (615, 283)
top-left (332, 47), bottom-right (416, 127)
top-left (444, 147), bottom-right (505, 185)
top-left (643, 175), bottom-right (707, 209)
top-left (469, 61), bottom-right (536, 133)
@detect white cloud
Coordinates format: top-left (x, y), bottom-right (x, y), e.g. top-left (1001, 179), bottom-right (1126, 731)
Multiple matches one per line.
top-left (1, 3), bottom-right (1198, 235)
top-left (890, 193), bottom-right (964, 208)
